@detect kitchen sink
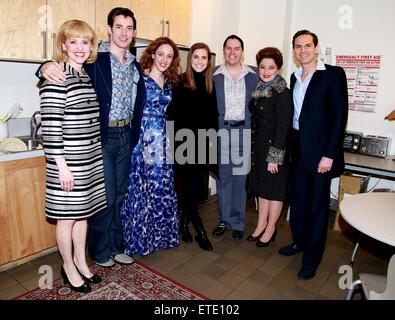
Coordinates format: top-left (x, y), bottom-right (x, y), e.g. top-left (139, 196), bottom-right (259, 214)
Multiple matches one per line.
top-left (17, 136), bottom-right (43, 151)
top-left (0, 136), bottom-right (44, 154)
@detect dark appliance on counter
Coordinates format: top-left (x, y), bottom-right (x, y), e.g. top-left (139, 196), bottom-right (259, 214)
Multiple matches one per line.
top-left (343, 131), bottom-right (363, 153)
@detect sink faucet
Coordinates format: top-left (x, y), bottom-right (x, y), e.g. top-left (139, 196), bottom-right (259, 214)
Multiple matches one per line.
top-left (31, 111), bottom-right (41, 139)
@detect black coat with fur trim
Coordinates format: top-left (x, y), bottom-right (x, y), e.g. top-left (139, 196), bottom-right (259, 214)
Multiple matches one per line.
top-left (247, 76), bottom-right (293, 201)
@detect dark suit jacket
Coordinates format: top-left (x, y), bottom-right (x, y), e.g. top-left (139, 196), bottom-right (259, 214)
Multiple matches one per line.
top-left (290, 64), bottom-right (348, 176)
top-left (84, 52), bottom-right (146, 148)
top-left (167, 72), bottom-right (219, 176)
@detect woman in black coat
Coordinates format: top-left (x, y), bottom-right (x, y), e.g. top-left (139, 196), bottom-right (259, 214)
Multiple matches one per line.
top-left (167, 42), bottom-right (218, 251)
top-left (247, 47), bottom-right (293, 247)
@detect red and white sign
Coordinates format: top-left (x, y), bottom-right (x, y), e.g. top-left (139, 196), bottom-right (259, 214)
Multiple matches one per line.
top-left (336, 55), bottom-right (381, 113)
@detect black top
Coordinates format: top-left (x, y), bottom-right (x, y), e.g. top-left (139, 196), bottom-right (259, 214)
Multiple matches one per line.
top-left (167, 70), bottom-right (218, 173)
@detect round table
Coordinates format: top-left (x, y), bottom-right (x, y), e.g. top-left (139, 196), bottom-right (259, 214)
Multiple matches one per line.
top-left (340, 192), bottom-right (395, 247)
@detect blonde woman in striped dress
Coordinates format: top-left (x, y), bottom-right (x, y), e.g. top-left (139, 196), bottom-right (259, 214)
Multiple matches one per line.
top-left (40, 20), bottom-right (106, 293)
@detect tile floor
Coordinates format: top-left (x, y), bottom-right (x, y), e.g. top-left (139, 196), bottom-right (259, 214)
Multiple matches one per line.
top-left (0, 197), bottom-right (391, 300)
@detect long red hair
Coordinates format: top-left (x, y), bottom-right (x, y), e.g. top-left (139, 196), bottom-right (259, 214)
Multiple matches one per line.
top-left (140, 37), bottom-right (180, 86)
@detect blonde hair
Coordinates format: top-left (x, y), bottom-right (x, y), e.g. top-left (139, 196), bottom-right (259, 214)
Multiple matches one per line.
top-left (55, 20), bottom-right (98, 64)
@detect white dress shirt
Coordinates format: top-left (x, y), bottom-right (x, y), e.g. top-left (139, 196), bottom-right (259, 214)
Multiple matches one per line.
top-left (292, 59), bottom-right (326, 130)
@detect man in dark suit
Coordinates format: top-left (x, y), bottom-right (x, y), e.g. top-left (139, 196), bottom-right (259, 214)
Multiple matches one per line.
top-left (278, 30), bottom-right (348, 280)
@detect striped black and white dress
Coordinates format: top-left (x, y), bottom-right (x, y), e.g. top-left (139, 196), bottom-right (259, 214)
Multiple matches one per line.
top-left (40, 62), bottom-right (107, 219)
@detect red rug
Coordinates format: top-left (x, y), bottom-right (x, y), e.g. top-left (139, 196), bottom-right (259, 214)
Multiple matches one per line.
top-left (14, 260), bottom-right (207, 300)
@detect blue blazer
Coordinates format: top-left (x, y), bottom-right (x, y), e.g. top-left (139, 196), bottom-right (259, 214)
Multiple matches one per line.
top-left (213, 66), bottom-right (259, 129)
top-left (290, 64), bottom-right (348, 176)
top-left (84, 52), bottom-right (146, 148)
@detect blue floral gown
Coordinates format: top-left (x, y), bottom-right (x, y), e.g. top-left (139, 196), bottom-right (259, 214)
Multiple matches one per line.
top-left (120, 74), bottom-right (179, 256)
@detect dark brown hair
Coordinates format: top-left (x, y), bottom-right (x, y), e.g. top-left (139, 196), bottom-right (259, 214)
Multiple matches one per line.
top-left (183, 42), bottom-right (213, 93)
top-left (223, 34), bottom-right (244, 51)
top-left (107, 7), bottom-right (136, 29)
top-left (256, 47), bottom-right (283, 69)
top-left (140, 37), bottom-right (180, 86)
top-left (292, 29), bottom-right (318, 48)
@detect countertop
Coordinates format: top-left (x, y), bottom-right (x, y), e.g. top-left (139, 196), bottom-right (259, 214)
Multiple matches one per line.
top-left (345, 152), bottom-right (395, 179)
top-left (0, 149), bottom-right (44, 162)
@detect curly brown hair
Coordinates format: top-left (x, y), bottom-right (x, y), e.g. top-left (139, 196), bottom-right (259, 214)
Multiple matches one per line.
top-left (255, 47), bottom-right (283, 69)
top-left (140, 37), bottom-right (180, 86)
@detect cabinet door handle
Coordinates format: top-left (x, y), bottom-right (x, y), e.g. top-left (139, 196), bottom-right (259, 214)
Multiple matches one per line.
top-left (41, 31), bottom-right (47, 59)
top-left (52, 33), bottom-right (56, 60)
top-left (160, 20), bottom-right (165, 36)
top-left (166, 20), bottom-right (170, 37)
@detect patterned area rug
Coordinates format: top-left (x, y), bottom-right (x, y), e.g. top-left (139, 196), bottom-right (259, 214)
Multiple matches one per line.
top-left (14, 260), bottom-right (207, 300)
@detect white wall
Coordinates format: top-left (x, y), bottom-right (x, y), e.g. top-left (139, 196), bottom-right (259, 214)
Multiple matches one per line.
top-left (190, 0), bottom-right (288, 66)
top-left (238, 0), bottom-right (288, 66)
top-left (190, 0), bottom-right (222, 54)
top-left (0, 61), bottom-right (41, 118)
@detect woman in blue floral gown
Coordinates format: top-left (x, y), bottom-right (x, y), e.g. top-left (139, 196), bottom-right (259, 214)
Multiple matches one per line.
top-left (120, 37), bottom-right (181, 256)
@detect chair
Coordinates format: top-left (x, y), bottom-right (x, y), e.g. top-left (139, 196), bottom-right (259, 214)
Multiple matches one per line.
top-left (345, 254), bottom-right (395, 300)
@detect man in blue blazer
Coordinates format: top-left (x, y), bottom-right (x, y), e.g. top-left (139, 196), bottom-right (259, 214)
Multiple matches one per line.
top-left (278, 30), bottom-right (348, 280)
top-left (38, 8), bottom-right (146, 267)
top-left (212, 35), bottom-right (259, 240)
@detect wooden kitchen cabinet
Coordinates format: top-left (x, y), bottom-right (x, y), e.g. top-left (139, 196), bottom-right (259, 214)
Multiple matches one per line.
top-left (130, 0), bottom-right (191, 45)
top-left (0, 0), bottom-right (46, 60)
top-left (0, 0), bottom-right (95, 61)
top-left (0, 157), bottom-right (56, 266)
top-left (163, 0), bottom-right (191, 45)
top-left (130, 0), bottom-right (163, 42)
top-left (0, 0), bottom-right (191, 61)
top-left (45, 0), bottom-right (96, 60)
top-left (95, 0), bottom-right (132, 41)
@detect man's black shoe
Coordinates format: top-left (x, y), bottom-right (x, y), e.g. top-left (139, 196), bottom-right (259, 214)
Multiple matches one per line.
top-left (278, 243), bottom-right (301, 256)
top-left (232, 230), bottom-right (244, 240)
top-left (212, 223), bottom-right (227, 236)
top-left (297, 265), bottom-right (316, 280)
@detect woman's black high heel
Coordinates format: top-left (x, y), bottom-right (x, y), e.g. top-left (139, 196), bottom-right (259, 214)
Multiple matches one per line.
top-left (76, 268), bottom-right (102, 284)
top-left (60, 267), bottom-right (92, 293)
top-left (246, 228), bottom-right (265, 242)
top-left (256, 229), bottom-right (277, 247)
top-left (73, 260), bottom-right (102, 284)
